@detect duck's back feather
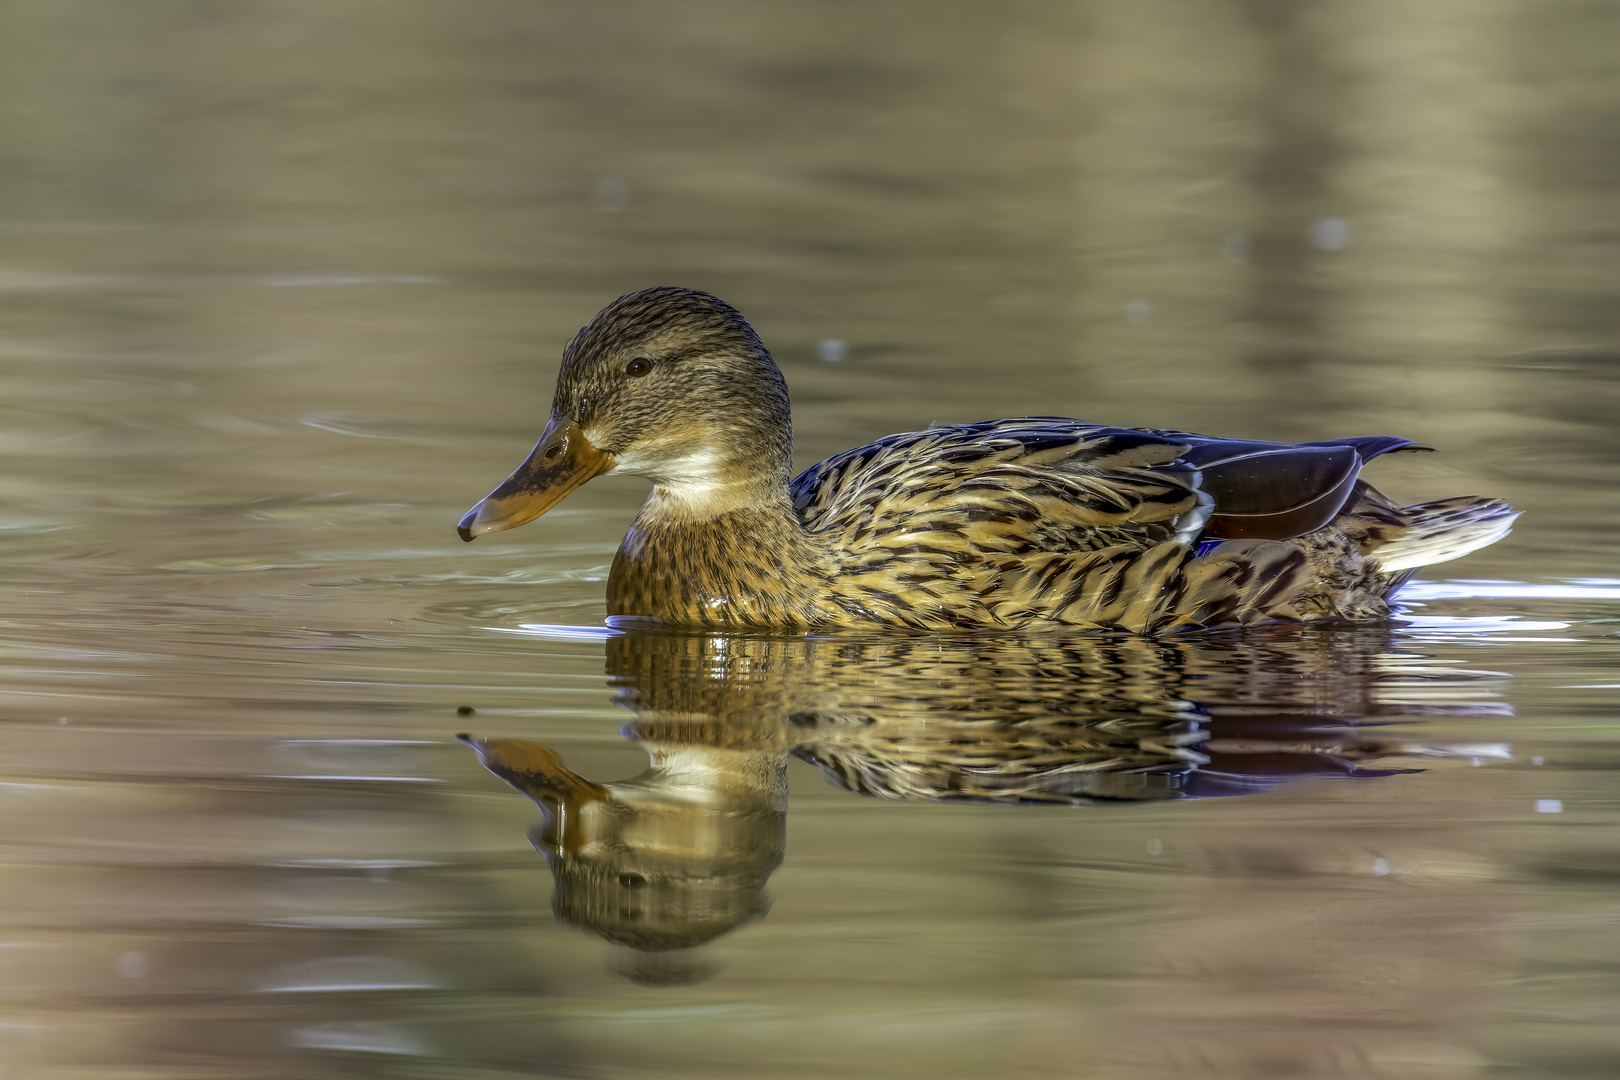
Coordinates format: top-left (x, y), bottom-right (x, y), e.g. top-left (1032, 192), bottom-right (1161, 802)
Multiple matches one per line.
top-left (794, 420), bottom-right (1199, 537)
top-left (791, 418), bottom-right (1422, 548)
top-left (784, 418), bottom-right (1497, 632)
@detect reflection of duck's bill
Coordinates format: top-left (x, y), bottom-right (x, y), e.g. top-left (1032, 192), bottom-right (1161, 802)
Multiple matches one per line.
top-left (456, 416), bottom-right (613, 541)
top-left (458, 734), bottom-right (609, 854)
top-left (458, 733), bottom-right (609, 802)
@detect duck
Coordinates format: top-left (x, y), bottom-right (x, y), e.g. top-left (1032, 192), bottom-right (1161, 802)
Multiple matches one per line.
top-left (456, 286), bottom-right (1517, 633)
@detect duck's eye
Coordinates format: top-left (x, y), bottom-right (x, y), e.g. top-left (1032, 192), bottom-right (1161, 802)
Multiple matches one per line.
top-left (619, 872), bottom-right (647, 889)
top-left (624, 357), bottom-right (653, 377)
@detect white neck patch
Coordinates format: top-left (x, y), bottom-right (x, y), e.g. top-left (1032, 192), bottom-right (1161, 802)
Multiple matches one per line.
top-left (609, 445), bottom-right (725, 492)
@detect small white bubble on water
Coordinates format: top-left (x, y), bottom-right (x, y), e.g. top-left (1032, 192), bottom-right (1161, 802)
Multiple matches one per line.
top-left (1146, 838), bottom-right (1163, 856)
top-left (1220, 232), bottom-right (1250, 264)
top-left (118, 951), bottom-right (149, 978)
top-left (1372, 858), bottom-right (1390, 876)
top-left (1122, 299), bottom-right (1153, 324)
top-left (593, 177), bottom-right (630, 212)
top-left (1536, 800), bottom-right (1563, 813)
top-left (818, 339), bottom-right (847, 363)
top-left (1311, 217), bottom-right (1351, 250)
top-left (1532, 756), bottom-right (1543, 765)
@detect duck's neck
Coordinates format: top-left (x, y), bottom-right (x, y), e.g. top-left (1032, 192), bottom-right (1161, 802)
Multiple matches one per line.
top-left (607, 481), bottom-right (834, 627)
top-left (619, 743), bottom-right (789, 806)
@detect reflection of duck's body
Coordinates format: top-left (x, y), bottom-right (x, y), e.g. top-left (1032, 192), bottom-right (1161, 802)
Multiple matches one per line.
top-left (609, 628), bottom-right (1441, 805)
top-left (462, 627), bottom-right (1497, 953)
top-left (457, 287), bottom-right (1516, 632)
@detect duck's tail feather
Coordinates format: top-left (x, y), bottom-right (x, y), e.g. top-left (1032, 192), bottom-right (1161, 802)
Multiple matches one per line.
top-left (1372, 497), bottom-right (1519, 573)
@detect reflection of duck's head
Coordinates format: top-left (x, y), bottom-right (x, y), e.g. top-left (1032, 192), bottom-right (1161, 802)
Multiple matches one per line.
top-left (460, 731), bottom-right (784, 953)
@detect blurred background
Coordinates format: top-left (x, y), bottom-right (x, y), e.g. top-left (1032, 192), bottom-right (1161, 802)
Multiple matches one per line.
top-left (0, 1), bottom-right (1617, 1078)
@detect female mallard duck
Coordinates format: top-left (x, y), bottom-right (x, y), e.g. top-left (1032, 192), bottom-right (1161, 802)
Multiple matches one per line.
top-left (457, 287), bottom-right (1517, 633)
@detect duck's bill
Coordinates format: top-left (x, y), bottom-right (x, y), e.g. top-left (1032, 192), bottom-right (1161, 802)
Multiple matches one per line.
top-left (456, 418), bottom-right (613, 541)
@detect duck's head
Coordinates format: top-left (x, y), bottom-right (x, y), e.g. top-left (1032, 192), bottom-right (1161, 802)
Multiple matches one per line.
top-left (457, 286), bottom-right (791, 540)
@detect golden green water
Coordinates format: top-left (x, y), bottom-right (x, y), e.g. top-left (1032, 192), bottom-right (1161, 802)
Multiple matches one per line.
top-left (2, 2), bottom-right (1619, 1077)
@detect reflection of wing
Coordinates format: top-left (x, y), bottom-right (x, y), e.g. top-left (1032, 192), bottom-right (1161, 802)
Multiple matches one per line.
top-left (789, 708), bottom-right (1208, 804)
top-left (605, 627), bottom-right (1487, 806)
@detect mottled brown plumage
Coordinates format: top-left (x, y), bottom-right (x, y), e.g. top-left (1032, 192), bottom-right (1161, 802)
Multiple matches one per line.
top-left (458, 287), bottom-right (1518, 633)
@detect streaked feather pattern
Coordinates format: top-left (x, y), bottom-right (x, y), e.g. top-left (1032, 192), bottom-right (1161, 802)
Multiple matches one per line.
top-left (460, 287), bottom-right (1518, 633)
top-left (779, 416), bottom-right (1501, 633)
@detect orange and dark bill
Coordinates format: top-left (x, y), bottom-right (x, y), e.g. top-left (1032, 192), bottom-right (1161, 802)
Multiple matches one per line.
top-left (456, 417), bottom-right (613, 542)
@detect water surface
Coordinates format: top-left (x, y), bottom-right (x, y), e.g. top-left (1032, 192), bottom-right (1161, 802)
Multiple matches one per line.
top-left (2, 2), bottom-right (1618, 1077)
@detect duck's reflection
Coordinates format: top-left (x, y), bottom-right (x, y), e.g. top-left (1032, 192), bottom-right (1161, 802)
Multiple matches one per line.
top-left (462, 718), bottom-right (786, 955)
top-left (461, 625), bottom-right (1495, 955)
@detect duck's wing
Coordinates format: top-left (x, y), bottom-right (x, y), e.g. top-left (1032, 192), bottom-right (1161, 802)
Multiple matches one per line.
top-left (791, 418), bottom-right (1205, 554)
top-left (789, 419), bottom-right (1430, 631)
top-left (793, 418), bottom-right (1426, 546)
top-left (1147, 430), bottom-right (1430, 541)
